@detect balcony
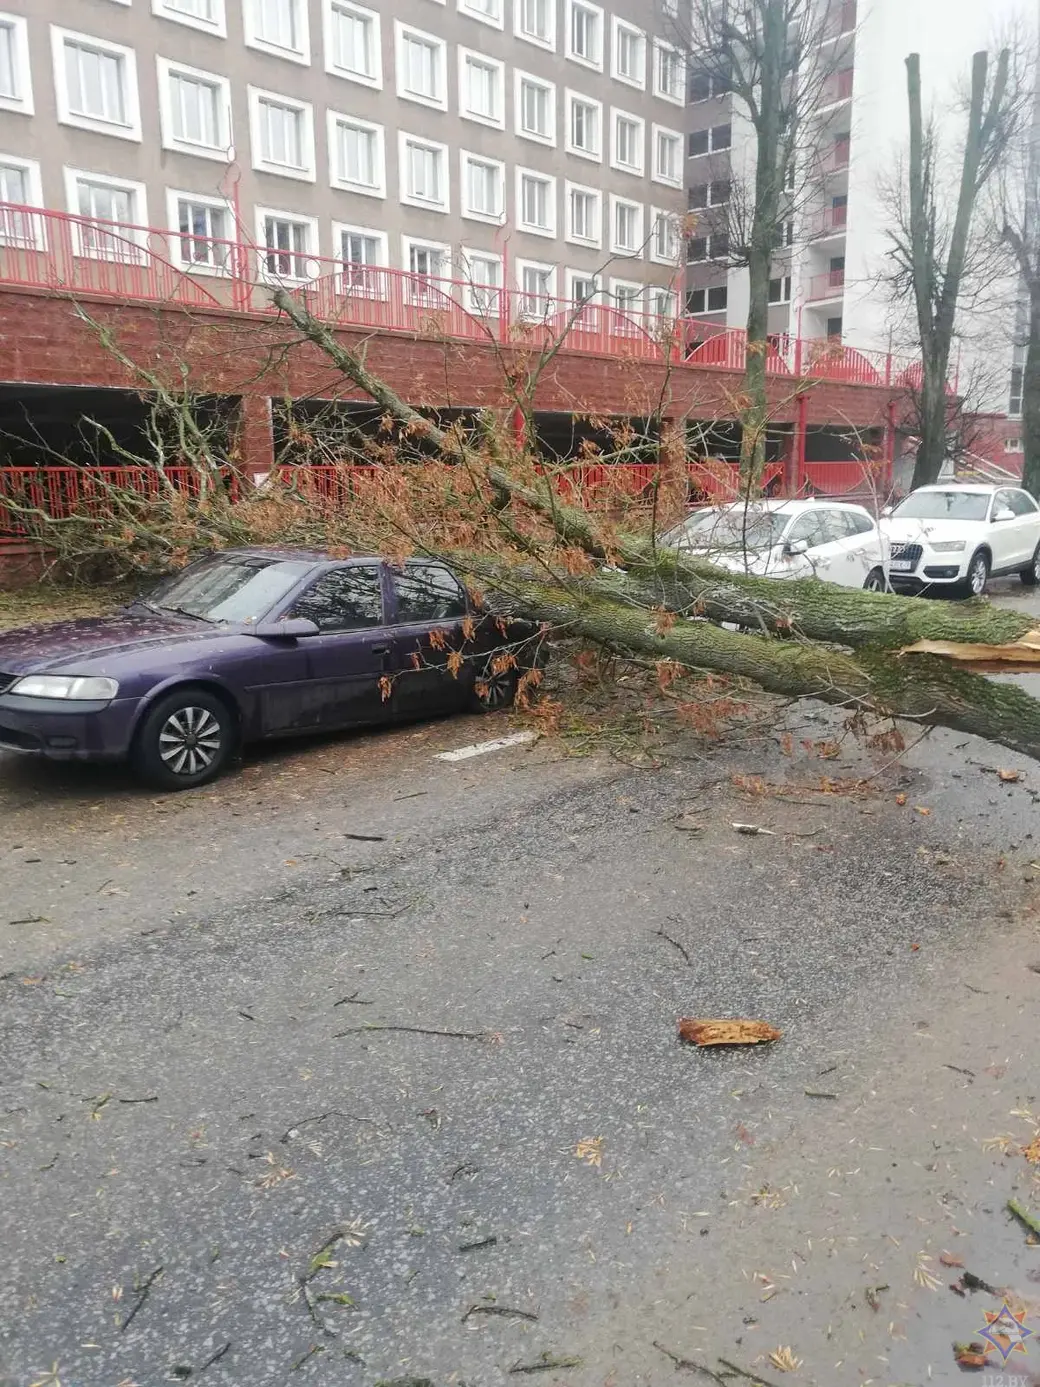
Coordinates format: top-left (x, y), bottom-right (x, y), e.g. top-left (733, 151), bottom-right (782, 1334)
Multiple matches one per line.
top-left (818, 138), bottom-right (851, 175)
top-left (808, 204), bottom-right (848, 239)
top-left (805, 269), bottom-right (846, 302)
top-left (819, 68), bottom-right (854, 108)
top-left (819, 0), bottom-right (857, 43)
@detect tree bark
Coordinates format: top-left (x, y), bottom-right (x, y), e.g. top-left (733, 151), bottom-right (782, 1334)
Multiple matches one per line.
top-left (1023, 283), bottom-right (1040, 498)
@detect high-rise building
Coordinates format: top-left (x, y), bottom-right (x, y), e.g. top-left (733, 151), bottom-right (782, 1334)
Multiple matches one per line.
top-left (0, 0), bottom-right (687, 314)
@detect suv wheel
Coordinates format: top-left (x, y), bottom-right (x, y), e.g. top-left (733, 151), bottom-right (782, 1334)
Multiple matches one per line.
top-left (470, 661), bottom-right (518, 713)
top-left (1021, 544), bottom-right (1040, 587)
top-left (964, 549), bottom-right (990, 598)
top-left (863, 568), bottom-right (887, 593)
top-left (132, 688), bottom-right (234, 790)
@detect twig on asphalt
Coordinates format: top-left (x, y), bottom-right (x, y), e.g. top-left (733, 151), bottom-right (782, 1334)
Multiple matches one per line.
top-left (281, 1110), bottom-right (374, 1143)
top-left (462, 1304), bottom-right (538, 1323)
top-left (1008, 1198), bottom-right (1040, 1239)
top-left (291, 1344), bottom-right (326, 1372)
top-left (508, 1354), bottom-right (582, 1374)
top-left (804, 1090), bottom-right (839, 1099)
top-left (653, 1342), bottom-right (727, 1382)
top-left (343, 833), bottom-right (386, 842)
top-left (118, 1094), bottom-right (159, 1104)
top-left (448, 1162), bottom-right (479, 1183)
top-left (653, 928), bottom-right (690, 965)
top-left (333, 991), bottom-right (373, 1007)
top-left (943, 1064), bottom-right (975, 1079)
top-left (119, 1264), bottom-right (163, 1333)
top-left (458, 1235), bottom-right (497, 1253)
top-left (199, 1342), bottom-right (232, 1373)
top-left (335, 1024), bottom-right (498, 1042)
top-left (717, 1357), bottom-right (784, 1387)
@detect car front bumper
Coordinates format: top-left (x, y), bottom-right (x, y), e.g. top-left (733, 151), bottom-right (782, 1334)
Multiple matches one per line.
top-left (0, 694), bottom-right (141, 762)
top-left (887, 549), bottom-right (968, 590)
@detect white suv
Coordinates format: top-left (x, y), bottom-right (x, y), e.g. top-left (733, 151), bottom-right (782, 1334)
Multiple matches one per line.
top-left (881, 484), bottom-right (1040, 596)
top-left (663, 498), bottom-right (889, 589)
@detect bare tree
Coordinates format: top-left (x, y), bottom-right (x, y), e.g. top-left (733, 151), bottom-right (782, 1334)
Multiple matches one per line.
top-left (662, 0), bottom-right (853, 484)
top-left (884, 48), bottom-right (1024, 491)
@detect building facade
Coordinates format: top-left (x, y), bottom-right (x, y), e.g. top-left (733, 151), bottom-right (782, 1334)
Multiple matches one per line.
top-left (0, 0), bottom-right (688, 316)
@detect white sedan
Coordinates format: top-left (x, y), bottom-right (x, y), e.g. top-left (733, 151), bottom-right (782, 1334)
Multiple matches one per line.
top-left (662, 498), bottom-right (889, 590)
top-left (881, 484), bottom-right (1040, 596)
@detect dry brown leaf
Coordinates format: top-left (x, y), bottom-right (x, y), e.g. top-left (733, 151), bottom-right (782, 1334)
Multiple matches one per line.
top-left (998, 768), bottom-right (1022, 783)
top-left (895, 793), bottom-right (908, 806)
top-left (939, 1251), bottom-right (965, 1268)
top-left (768, 1346), bottom-right (802, 1372)
top-left (574, 1137), bottom-right (603, 1167)
top-left (953, 1342), bottom-right (989, 1369)
top-left (1023, 1133), bottom-right (1040, 1165)
top-left (678, 1018), bottom-right (782, 1047)
top-left (915, 805), bottom-right (932, 816)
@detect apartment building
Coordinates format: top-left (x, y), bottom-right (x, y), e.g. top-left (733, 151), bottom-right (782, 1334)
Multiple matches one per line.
top-left (0, 0), bottom-right (688, 319)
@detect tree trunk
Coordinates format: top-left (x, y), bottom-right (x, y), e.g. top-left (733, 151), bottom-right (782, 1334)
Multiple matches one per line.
top-left (1022, 283), bottom-right (1040, 498)
top-left (911, 361), bottom-right (949, 488)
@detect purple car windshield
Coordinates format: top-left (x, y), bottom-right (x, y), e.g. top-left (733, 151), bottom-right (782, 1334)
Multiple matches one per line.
top-left (150, 557), bottom-right (314, 623)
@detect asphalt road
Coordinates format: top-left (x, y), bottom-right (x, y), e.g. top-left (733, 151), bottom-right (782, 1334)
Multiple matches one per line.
top-left (1, 588), bottom-right (1040, 1387)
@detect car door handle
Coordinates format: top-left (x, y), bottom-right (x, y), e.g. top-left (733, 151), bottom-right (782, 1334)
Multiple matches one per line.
top-left (370, 644), bottom-right (390, 657)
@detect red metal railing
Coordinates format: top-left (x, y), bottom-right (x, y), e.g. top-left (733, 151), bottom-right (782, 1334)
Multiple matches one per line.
top-left (820, 69), bottom-right (854, 106)
top-left (800, 461), bottom-right (872, 495)
top-left (805, 270), bottom-right (846, 302)
top-left (687, 461), bottom-right (785, 501)
top-left (809, 205), bottom-right (848, 238)
top-left (819, 139), bottom-right (851, 174)
top-left (0, 465), bottom-right (236, 536)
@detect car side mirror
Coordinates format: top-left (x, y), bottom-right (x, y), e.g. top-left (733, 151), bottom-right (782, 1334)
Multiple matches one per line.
top-left (785, 538), bottom-right (810, 556)
top-left (993, 507), bottom-right (1015, 522)
top-left (252, 617), bottom-right (320, 639)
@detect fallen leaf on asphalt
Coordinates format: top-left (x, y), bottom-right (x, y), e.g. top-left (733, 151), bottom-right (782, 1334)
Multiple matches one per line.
top-left (915, 806), bottom-right (932, 816)
top-left (914, 1255), bottom-right (943, 1290)
top-left (939, 1252), bottom-right (965, 1268)
top-left (865, 1284), bottom-right (887, 1311)
top-left (1024, 1134), bottom-right (1040, 1165)
top-left (732, 823), bottom-right (776, 836)
top-left (768, 1347), bottom-right (802, 1372)
top-left (678, 1018), bottom-right (782, 1047)
top-left (998, 769), bottom-right (1022, 782)
top-left (953, 1341), bottom-right (989, 1369)
top-left (574, 1137), bottom-right (603, 1167)
top-left (895, 793), bottom-right (908, 806)
top-left (910, 943), bottom-right (921, 952)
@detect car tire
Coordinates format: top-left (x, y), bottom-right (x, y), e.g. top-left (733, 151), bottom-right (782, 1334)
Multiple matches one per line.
top-left (1021, 544), bottom-right (1040, 586)
top-left (863, 567), bottom-right (888, 593)
top-left (131, 687), bottom-right (234, 790)
top-left (469, 659), bottom-right (518, 714)
top-left (963, 549), bottom-right (990, 598)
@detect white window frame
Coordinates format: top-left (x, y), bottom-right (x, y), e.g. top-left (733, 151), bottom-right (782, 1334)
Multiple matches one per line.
top-left (461, 246), bottom-right (504, 314)
top-left (395, 22), bottom-right (448, 111)
top-left (650, 207), bottom-right (679, 264)
top-left (401, 235), bottom-right (452, 299)
top-left (566, 0), bottom-right (603, 71)
top-left (516, 166), bottom-right (556, 238)
top-left (256, 204), bottom-right (319, 281)
top-left (334, 220), bottom-right (389, 297)
top-left (243, 0), bottom-right (311, 65)
top-left (327, 110), bottom-right (386, 197)
top-left (652, 123), bottom-right (682, 187)
top-left (652, 38), bottom-right (685, 105)
top-left (458, 0), bottom-right (504, 30)
top-left (0, 13), bottom-right (33, 115)
top-left (166, 188), bottom-right (235, 275)
top-left (515, 70), bottom-right (556, 146)
top-left (610, 276), bottom-right (644, 317)
top-left (52, 27), bottom-right (141, 141)
top-left (516, 257), bottom-right (557, 317)
top-left (151, 0), bottom-right (228, 38)
top-left (460, 149), bottom-right (506, 225)
top-left (156, 58), bottom-right (232, 161)
top-left (323, 0), bottom-right (382, 88)
top-left (513, 0), bottom-right (555, 51)
top-left (611, 108), bottom-right (644, 175)
top-left (398, 132), bottom-right (450, 212)
top-left (248, 86), bottom-right (315, 181)
top-left (565, 89), bottom-right (601, 161)
top-left (458, 48), bottom-right (505, 129)
top-left (649, 285), bottom-right (676, 318)
top-left (611, 17), bottom-right (645, 90)
top-left (610, 193), bottom-right (643, 256)
top-left (565, 267), bottom-right (600, 305)
top-left (564, 179), bottom-right (601, 248)
top-left (0, 154), bottom-right (45, 249)
top-left (63, 166), bottom-right (149, 260)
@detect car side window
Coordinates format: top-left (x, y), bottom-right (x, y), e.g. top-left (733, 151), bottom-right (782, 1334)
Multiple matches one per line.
top-left (786, 512), bottom-right (828, 547)
top-left (1008, 489), bottom-right (1038, 516)
top-left (993, 489), bottom-right (1016, 518)
top-left (289, 566), bottom-right (384, 633)
top-left (843, 510), bottom-right (875, 536)
top-left (817, 510), bottom-right (856, 543)
top-left (392, 564), bottom-right (468, 623)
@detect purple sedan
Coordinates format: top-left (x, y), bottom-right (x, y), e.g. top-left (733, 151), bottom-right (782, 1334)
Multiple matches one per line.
top-left (0, 549), bottom-right (543, 790)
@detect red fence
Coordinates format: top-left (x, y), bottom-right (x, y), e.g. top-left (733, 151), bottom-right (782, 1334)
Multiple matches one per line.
top-left (0, 202), bottom-right (921, 387)
top-left (0, 465), bottom-right (236, 536)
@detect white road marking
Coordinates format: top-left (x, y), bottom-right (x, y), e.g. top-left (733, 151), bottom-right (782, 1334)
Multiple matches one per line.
top-left (435, 731), bottom-right (540, 762)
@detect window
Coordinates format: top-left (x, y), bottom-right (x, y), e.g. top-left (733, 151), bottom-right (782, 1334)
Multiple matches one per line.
top-left (153, 0), bottom-right (227, 35)
top-left (250, 89), bottom-right (315, 179)
top-left (517, 73), bottom-right (555, 143)
top-left (688, 234), bottom-right (727, 262)
top-left (329, 113), bottom-right (385, 196)
top-left (566, 92), bottom-right (601, 158)
top-left (463, 251), bottom-right (503, 313)
top-left (518, 169), bottom-right (555, 235)
top-left (405, 239), bottom-right (449, 283)
top-left (518, 260), bottom-right (555, 317)
top-left (0, 157), bottom-right (43, 248)
top-left (53, 29), bottom-right (140, 140)
top-left (566, 183), bottom-right (600, 245)
top-left (688, 180), bottom-right (730, 209)
top-left (291, 567), bottom-right (385, 632)
top-left (324, 1), bottom-right (381, 86)
top-left (245, 0), bottom-right (310, 62)
top-left (336, 223), bottom-right (387, 294)
top-left (773, 219), bottom-right (794, 248)
top-left (687, 68), bottom-right (730, 102)
top-left (825, 315), bottom-right (843, 337)
top-left (158, 60), bottom-right (231, 159)
top-left (1006, 439), bottom-right (1026, 456)
top-left (612, 112), bottom-right (644, 173)
top-left (653, 40), bottom-right (684, 102)
top-left (567, 0), bottom-right (602, 68)
top-left (258, 208), bottom-right (316, 279)
top-left (1010, 363), bottom-right (1024, 417)
top-left (0, 13), bottom-right (32, 114)
top-left (651, 209), bottom-right (678, 263)
top-left (567, 270), bottom-right (599, 304)
top-left (688, 124), bottom-right (731, 157)
top-left (168, 192), bottom-right (233, 272)
top-left (459, 0), bottom-right (504, 27)
top-left (400, 134), bottom-right (448, 210)
top-left (1010, 487), bottom-right (1037, 512)
top-left (460, 50), bottom-right (504, 127)
top-left (649, 287), bottom-right (676, 318)
top-left (653, 126), bottom-right (681, 185)
top-left (611, 196), bottom-right (642, 254)
top-left (611, 280), bottom-right (643, 318)
top-left (707, 285), bottom-right (728, 312)
top-left (396, 24), bottom-right (446, 109)
top-left (461, 152), bottom-right (504, 221)
top-left (65, 169), bottom-right (148, 261)
top-left (612, 19), bottom-right (645, 87)
top-left (515, 0), bottom-right (554, 49)
top-left (768, 275), bottom-right (792, 303)
top-left (686, 285), bottom-right (727, 314)
top-left (392, 565), bottom-right (468, 622)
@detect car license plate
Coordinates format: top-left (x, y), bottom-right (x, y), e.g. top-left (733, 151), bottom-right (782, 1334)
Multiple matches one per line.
top-left (890, 559), bottom-right (914, 572)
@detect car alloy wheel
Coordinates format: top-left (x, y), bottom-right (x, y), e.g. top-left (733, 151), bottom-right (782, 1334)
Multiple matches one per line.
top-left (1022, 546), bottom-right (1040, 587)
top-left (967, 551), bottom-right (989, 597)
top-left (472, 663), bottom-right (517, 712)
top-left (863, 568), bottom-right (887, 592)
top-left (158, 705), bottom-right (223, 777)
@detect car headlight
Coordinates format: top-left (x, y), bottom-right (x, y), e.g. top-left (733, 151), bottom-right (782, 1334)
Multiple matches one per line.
top-left (929, 541), bottom-right (966, 553)
top-left (9, 675), bottom-right (119, 700)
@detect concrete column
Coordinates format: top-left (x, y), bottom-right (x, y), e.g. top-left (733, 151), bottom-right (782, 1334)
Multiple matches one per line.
top-left (233, 394), bottom-right (275, 487)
